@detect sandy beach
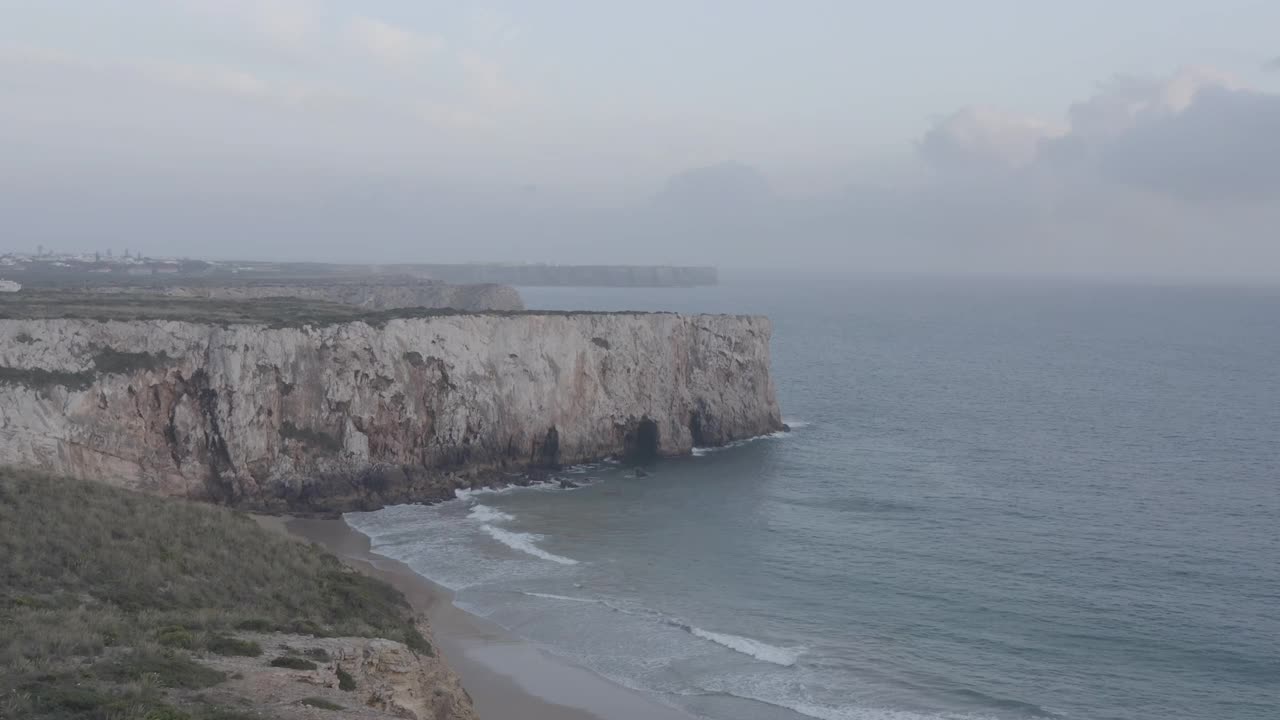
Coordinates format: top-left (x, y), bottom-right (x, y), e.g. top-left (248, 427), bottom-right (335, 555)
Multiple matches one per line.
top-left (280, 514), bottom-right (696, 720)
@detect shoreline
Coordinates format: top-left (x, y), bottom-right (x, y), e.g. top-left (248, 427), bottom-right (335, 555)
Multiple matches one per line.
top-left (281, 514), bottom-right (697, 720)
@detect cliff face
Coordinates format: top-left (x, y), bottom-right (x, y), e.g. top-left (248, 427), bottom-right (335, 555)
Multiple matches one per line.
top-left (83, 280), bottom-right (525, 312)
top-left (0, 313), bottom-right (781, 510)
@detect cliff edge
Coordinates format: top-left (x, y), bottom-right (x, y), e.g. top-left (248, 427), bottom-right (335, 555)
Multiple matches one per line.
top-left (0, 305), bottom-right (783, 511)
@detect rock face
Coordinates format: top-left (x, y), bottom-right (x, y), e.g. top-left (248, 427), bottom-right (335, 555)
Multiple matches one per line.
top-left (0, 312), bottom-right (782, 510)
top-left (82, 279), bottom-right (525, 312)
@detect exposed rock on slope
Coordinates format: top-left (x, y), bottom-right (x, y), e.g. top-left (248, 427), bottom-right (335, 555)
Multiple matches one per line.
top-left (0, 311), bottom-right (782, 510)
top-left (203, 630), bottom-right (478, 720)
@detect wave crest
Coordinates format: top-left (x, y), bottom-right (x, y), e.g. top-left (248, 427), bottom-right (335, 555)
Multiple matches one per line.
top-left (481, 525), bottom-right (579, 565)
top-left (680, 624), bottom-right (802, 666)
top-left (521, 591), bottom-right (597, 603)
top-left (467, 504), bottom-right (515, 523)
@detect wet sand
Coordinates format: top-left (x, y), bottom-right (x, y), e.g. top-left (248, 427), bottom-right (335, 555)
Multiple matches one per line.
top-left (282, 515), bottom-right (696, 720)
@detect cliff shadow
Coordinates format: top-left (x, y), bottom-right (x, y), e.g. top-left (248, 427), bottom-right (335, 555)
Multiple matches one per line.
top-left (622, 417), bottom-right (660, 465)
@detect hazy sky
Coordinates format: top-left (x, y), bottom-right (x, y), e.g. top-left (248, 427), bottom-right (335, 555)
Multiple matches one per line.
top-left (2, 1), bottom-right (1279, 277)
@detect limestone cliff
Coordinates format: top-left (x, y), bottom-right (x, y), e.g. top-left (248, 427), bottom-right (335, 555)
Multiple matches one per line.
top-left (0, 312), bottom-right (782, 510)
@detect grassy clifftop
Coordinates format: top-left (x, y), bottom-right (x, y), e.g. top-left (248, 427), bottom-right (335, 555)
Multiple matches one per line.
top-left (0, 469), bottom-right (433, 720)
top-left (0, 291), bottom-right (674, 325)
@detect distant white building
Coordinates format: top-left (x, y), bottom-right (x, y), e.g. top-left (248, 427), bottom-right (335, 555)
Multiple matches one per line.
top-left (0, 279), bottom-right (21, 292)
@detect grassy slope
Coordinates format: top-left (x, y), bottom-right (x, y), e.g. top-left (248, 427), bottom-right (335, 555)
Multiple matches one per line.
top-left (0, 290), bottom-right (671, 325)
top-left (0, 468), bottom-right (431, 719)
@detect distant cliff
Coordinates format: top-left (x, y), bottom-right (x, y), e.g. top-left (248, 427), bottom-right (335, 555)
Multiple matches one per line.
top-left (396, 264), bottom-right (718, 287)
top-left (79, 278), bottom-right (525, 312)
top-left (0, 311), bottom-right (781, 511)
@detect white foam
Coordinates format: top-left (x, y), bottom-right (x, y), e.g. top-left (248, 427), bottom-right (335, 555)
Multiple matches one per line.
top-left (784, 418), bottom-right (812, 429)
top-left (454, 486), bottom-right (516, 500)
top-left (482, 525), bottom-right (579, 565)
top-left (687, 626), bottom-right (802, 667)
top-left (467, 504), bottom-right (515, 523)
top-left (781, 701), bottom-right (971, 720)
top-left (691, 423), bottom-right (807, 457)
top-left (522, 591), bottom-right (597, 603)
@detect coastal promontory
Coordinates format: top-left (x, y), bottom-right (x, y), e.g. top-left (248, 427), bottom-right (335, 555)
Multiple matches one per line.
top-left (0, 294), bottom-right (783, 512)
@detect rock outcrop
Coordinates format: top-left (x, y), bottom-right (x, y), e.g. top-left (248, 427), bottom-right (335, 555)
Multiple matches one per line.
top-left (0, 312), bottom-right (782, 510)
top-left (203, 629), bottom-right (478, 720)
top-left (79, 278), bottom-right (525, 312)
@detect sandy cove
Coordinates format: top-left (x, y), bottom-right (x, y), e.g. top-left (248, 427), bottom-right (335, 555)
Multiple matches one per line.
top-left (267, 514), bottom-right (697, 720)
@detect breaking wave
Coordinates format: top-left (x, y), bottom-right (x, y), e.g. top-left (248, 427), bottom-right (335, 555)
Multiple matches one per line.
top-left (467, 504), bottom-right (515, 523)
top-left (521, 591), bottom-right (598, 603)
top-left (481, 525), bottom-right (579, 565)
top-left (683, 626), bottom-right (803, 667)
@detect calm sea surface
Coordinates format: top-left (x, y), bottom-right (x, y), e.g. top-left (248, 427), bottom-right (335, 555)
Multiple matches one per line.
top-left (348, 273), bottom-right (1280, 720)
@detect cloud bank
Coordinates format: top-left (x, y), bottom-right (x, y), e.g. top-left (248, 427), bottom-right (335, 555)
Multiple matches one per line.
top-left (1, 1), bottom-right (1277, 285)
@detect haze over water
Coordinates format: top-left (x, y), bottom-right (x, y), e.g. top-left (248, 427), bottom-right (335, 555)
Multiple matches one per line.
top-left (349, 273), bottom-right (1280, 720)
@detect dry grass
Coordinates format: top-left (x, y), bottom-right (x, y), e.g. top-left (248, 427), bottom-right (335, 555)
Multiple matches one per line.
top-left (0, 290), bottom-right (671, 326)
top-left (0, 468), bottom-right (432, 718)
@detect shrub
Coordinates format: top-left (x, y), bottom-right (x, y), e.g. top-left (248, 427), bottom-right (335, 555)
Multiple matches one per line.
top-left (92, 348), bottom-right (170, 375)
top-left (232, 618), bottom-right (273, 632)
top-left (268, 656), bottom-right (317, 671)
top-left (157, 626), bottom-right (197, 649)
top-left (206, 635), bottom-right (262, 658)
top-left (96, 650), bottom-right (227, 689)
top-left (404, 627), bottom-right (434, 657)
top-left (279, 422), bottom-right (343, 452)
top-left (298, 697), bottom-right (343, 710)
top-left (335, 666), bottom-right (356, 692)
top-left (0, 366), bottom-right (95, 391)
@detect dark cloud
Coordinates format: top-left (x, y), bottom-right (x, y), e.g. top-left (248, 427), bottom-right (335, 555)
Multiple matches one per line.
top-left (1095, 86), bottom-right (1280, 201)
top-left (921, 71), bottom-right (1280, 203)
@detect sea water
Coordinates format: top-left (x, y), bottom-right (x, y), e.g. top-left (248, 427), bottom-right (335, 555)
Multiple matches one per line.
top-left (347, 273), bottom-right (1280, 720)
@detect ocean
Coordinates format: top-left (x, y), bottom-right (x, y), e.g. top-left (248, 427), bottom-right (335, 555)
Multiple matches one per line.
top-left (346, 273), bottom-right (1280, 720)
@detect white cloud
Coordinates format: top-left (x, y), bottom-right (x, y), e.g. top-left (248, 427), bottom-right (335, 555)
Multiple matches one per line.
top-left (919, 107), bottom-right (1065, 173)
top-left (182, 0), bottom-right (316, 53)
top-left (346, 16), bottom-right (443, 66)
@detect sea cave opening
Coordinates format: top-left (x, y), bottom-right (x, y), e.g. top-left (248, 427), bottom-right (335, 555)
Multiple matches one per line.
top-left (624, 418), bottom-right (660, 464)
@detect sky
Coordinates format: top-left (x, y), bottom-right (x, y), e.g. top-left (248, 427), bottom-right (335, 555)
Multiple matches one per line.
top-left (2, 0), bottom-right (1279, 278)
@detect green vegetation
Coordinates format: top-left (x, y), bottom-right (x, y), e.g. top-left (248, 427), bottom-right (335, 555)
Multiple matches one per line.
top-left (0, 469), bottom-right (435, 719)
top-left (268, 656), bottom-right (316, 671)
top-left (0, 365), bottom-right (95, 391)
top-left (278, 422), bottom-right (343, 452)
top-left (335, 667), bottom-right (357, 692)
top-left (0, 290), bottom-right (675, 326)
top-left (299, 697), bottom-right (344, 710)
top-left (204, 636), bottom-right (262, 658)
top-left (92, 347), bottom-right (171, 375)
